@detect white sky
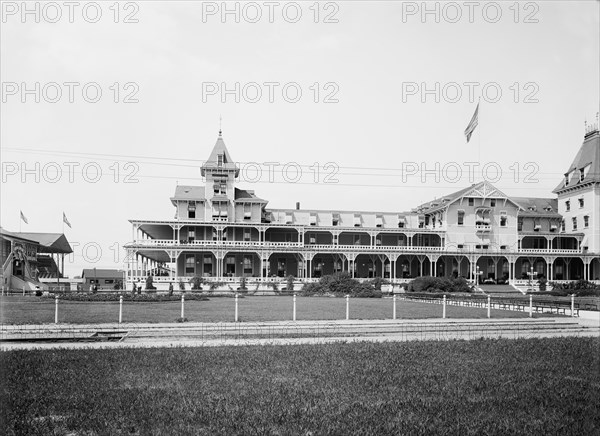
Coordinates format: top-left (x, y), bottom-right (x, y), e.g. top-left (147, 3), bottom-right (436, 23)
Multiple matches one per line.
top-left (1, 0), bottom-right (599, 276)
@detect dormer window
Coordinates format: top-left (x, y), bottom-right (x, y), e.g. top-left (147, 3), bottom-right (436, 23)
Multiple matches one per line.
top-left (580, 168), bottom-right (585, 182)
top-left (353, 214), bottom-right (362, 227)
top-left (309, 214), bottom-right (317, 226)
top-left (285, 213), bottom-right (293, 225)
top-left (217, 154), bottom-right (223, 167)
top-left (332, 213), bottom-right (340, 226)
top-left (564, 173), bottom-right (569, 186)
top-left (376, 215), bottom-right (383, 228)
top-left (534, 221), bottom-right (541, 232)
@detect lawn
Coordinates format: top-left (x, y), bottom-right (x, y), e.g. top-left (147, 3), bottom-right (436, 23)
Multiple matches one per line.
top-left (1, 338), bottom-right (598, 435)
top-left (0, 295), bottom-right (539, 325)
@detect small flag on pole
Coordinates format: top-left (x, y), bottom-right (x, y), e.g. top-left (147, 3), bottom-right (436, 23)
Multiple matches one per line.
top-left (20, 211), bottom-right (28, 224)
top-left (63, 212), bottom-right (72, 229)
top-left (464, 103), bottom-right (479, 143)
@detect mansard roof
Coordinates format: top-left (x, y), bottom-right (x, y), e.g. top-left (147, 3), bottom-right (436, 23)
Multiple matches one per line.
top-left (553, 129), bottom-right (600, 193)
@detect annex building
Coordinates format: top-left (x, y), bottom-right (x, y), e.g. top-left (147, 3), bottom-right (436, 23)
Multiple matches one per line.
top-left (125, 126), bottom-right (600, 290)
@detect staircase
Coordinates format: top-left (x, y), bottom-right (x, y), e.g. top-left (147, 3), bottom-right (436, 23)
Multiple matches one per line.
top-left (479, 284), bottom-right (525, 295)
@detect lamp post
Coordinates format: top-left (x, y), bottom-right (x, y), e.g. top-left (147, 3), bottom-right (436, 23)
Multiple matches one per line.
top-left (476, 265), bottom-right (480, 285)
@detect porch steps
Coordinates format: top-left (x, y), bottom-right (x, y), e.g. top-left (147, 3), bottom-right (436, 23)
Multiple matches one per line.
top-left (479, 284), bottom-right (524, 295)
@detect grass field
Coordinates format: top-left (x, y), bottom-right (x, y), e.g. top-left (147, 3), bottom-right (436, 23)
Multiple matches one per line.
top-left (1, 338), bottom-right (598, 435)
top-left (0, 295), bottom-right (541, 325)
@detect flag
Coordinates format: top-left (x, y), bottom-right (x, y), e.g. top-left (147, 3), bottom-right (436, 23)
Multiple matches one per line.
top-left (63, 212), bottom-right (72, 229)
top-left (464, 103), bottom-right (479, 143)
top-left (20, 211), bottom-right (28, 224)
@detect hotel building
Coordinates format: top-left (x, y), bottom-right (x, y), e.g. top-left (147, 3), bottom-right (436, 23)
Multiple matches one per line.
top-left (125, 125), bottom-right (600, 290)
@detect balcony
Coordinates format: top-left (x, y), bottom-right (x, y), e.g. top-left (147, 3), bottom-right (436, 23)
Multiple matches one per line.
top-left (475, 224), bottom-right (491, 232)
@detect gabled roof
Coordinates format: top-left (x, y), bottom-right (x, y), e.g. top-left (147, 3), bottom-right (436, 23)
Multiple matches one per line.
top-left (201, 134), bottom-right (239, 176)
top-left (81, 269), bottom-right (124, 279)
top-left (0, 227), bottom-right (39, 244)
top-left (171, 185), bottom-right (206, 203)
top-left (416, 181), bottom-right (520, 213)
top-left (12, 232), bottom-right (72, 253)
top-left (235, 188), bottom-right (267, 203)
top-left (553, 129), bottom-right (600, 193)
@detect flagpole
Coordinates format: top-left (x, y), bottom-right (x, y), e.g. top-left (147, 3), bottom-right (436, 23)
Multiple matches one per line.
top-left (478, 97), bottom-right (481, 171)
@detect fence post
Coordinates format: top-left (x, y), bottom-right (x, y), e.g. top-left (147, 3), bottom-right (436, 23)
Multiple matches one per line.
top-left (181, 294), bottom-right (185, 319)
top-left (235, 293), bottom-right (238, 322)
top-left (54, 295), bottom-right (59, 324)
top-left (346, 295), bottom-right (350, 320)
top-left (443, 295), bottom-right (447, 319)
top-left (293, 294), bottom-right (297, 321)
top-left (529, 295), bottom-right (533, 318)
top-left (487, 295), bottom-right (491, 319)
top-left (393, 295), bottom-right (397, 320)
top-left (119, 296), bottom-right (123, 324)
top-left (571, 294), bottom-right (575, 317)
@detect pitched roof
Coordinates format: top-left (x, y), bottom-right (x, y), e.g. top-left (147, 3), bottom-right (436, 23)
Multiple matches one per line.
top-left (553, 130), bottom-right (600, 193)
top-left (0, 227), bottom-right (39, 244)
top-left (81, 269), bottom-right (124, 279)
top-left (171, 185), bottom-right (206, 202)
top-left (12, 232), bottom-right (72, 253)
top-left (201, 134), bottom-right (239, 175)
top-left (235, 188), bottom-right (267, 203)
top-left (512, 197), bottom-right (561, 217)
top-left (415, 181), bottom-right (519, 213)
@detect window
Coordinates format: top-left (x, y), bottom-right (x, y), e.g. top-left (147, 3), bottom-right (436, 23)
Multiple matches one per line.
top-left (517, 218), bottom-right (523, 232)
top-left (203, 255), bottom-right (212, 274)
top-left (500, 212), bottom-right (507, 227)
top-left (217, 154), bottom-right (223, 167)
top-left (188, 202), bottom-right (196, 219)
top-left (309, 234), bottom-right (316, 244)
top-left (309, 214), bottom-right (317, 226)
top-left (490, 199), bottom-right (496, 207)
top-left (534, 220), bottom-right (541, 232)
top-left (244, 228), bottom-right (251, 241)
top-left (500, 245), bottom-right (507, 250)
top-left (468, 198), bottom-right (474, 206)
top-left (376, 215), bottom-right (383, 228)
top-left (565, 200), bottom-right (570, 212)
top-left (104, 279), bottom-right (114, 284)
top-left (354, 235), bottom-right (361, 245)
top-left (353, 215), bottom-right (362, 227)
top-left (188, 228), bottom-right (195, 242)
top-left (185, 254), bottom-right (195, 276)
top-left (244, 203), bottom-right (252, 220)
top-left (457, 244), bottom-right (464, 249)
top-left (457, 210), bottom-right (464, 226)
top-left (561, 219), bottom-right (565, 232)
top-left (580, 168), bottom-right (585, 182)
top-left (212, 228), bottom-right (218, 241)
top-left (572, 217), bottom-right (577, 231)
top-left (332, 214), bottom-right (340, 226)
top-left (243, 256), bottom-right (253, 275)
top-left (578, 198), bottom-right (584, 208)
top-left (584, 215), bottom-right (589, 228)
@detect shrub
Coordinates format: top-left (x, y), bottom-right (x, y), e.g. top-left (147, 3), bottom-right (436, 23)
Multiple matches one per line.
top-left (301, 272), bottom-right (382, 298)
top-left (209, 281), bottom-right (223, 291)
top-left (549, 280), bottom-right (600, 296)
top-left (271, 281), bottom-right (280, 292)
top-left (145, 275), bottom-right (156, 290)
top-left (286, 275), bottom-right (295, 292)
top-left (407, 276), bottom-right (471, 293)
top-left (538, 276), bottom-right (547, 292)
top-left (189, 276), bottom-right (204, 290)
top-left (240, 276), bottom-right (248, 290)
top-left (178, 279), bottom-right (186, 291)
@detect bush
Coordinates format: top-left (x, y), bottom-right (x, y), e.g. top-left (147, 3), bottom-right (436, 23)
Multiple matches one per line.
top-left (189, 276), bottom-right (204, 290)
top-left (301, 272), bottom-right (382, 298)
top-left (286, 275), bottom-right (295, 292)
top-left (145, 275), bottom-right (156, 290)
top-left (549, 280), bottom-right (600, 297)
top-left (407, 276), bottom-right (472, 293)
top-left (239, 276), bottom-right (248, 291)
top-left (178, 280), bottom-right (186, 291)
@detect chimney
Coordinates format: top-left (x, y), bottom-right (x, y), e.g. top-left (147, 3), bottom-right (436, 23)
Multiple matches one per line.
top-left (296, 202), bottom-right (300, 210)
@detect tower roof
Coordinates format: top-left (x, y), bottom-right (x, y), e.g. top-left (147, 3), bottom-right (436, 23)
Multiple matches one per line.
top-left (201, 133), bottom-right (239, 176)
top-left (553, 129), bottom-right (600, 193)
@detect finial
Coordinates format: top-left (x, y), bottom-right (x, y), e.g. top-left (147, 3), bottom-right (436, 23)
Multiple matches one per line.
top-left (219, 115), bottom-right (222, 136)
